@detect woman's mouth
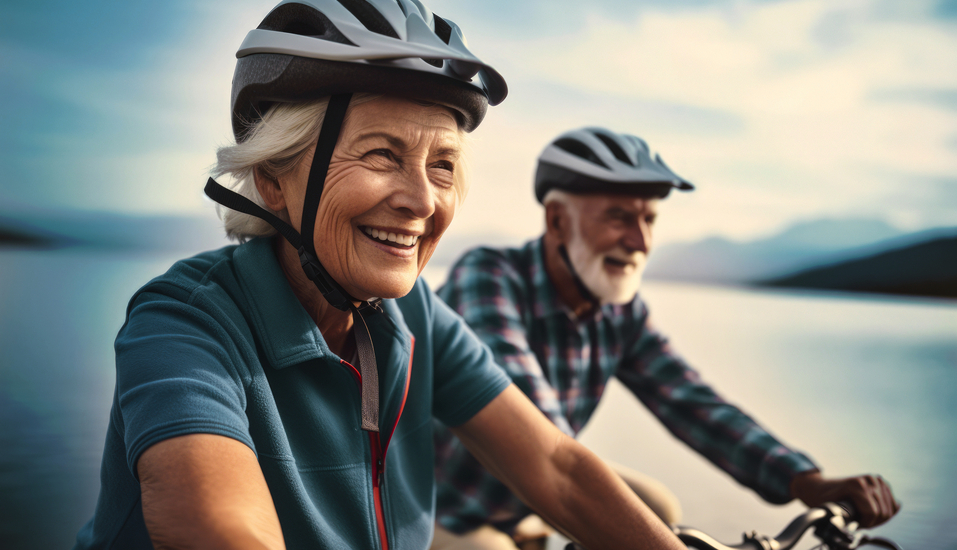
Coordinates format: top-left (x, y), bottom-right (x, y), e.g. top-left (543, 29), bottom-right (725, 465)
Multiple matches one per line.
top-left (361, 226), bottom-right (419, 249)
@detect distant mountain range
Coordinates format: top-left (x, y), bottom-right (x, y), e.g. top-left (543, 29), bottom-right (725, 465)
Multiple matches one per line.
top-left (758, 235), bottom-right (957, 299)
top-left (4, 211), bottom-right (955, 300)
top-left (645, 218), bottom-right (957, 300)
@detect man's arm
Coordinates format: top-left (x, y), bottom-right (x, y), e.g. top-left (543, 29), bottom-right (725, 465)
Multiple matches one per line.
top-left (617, 314), bottom-right (819, 504)
top-left (452, 385), bottom-right (684, 550)
top-left (137, 434), bottom-right (286, 550)
top-left (619, 314), bottom-right (900, 525)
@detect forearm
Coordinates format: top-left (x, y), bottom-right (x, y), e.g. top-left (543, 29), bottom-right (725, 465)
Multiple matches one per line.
top-left (455, 386), bottom-right (683, 550)
top-left (619, 338), bottom-right (816, 503)
top-left (143, 489), bottom-right (283, 550)
top-left (532, 437), bottom-right (683, 550)
top-left (139, 434), bottom-right (286, 550)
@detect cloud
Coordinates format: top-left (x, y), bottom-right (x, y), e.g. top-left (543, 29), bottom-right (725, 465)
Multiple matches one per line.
top-left (1, 1), bottom-right (264, 214)
top-left (439, 0), bottom-right (957, 245)
top-left (3, 0), bottom-right (955, 247)
top-left (869, 88), bottom-right (957, 111)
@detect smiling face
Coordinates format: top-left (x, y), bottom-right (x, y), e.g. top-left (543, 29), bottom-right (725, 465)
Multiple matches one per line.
top-left (562, 194), bottom-right (658, 305)
top-left (272, 96), bottom-right (467, 301)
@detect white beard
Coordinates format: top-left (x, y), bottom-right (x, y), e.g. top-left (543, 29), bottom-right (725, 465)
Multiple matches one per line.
top-left (566, 230), bottom-right (645, 306)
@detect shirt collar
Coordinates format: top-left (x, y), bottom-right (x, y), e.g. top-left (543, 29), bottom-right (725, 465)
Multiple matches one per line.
top-left (528, 237), bottom-right (571, 320)
top-left (232, 237), bottom-right (413, 371)
top-left (233, 237), bottom-right (334, 370)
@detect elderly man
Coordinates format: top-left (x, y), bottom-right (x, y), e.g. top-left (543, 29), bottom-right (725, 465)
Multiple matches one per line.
top-left (430, 127), bottom-right (900, 549)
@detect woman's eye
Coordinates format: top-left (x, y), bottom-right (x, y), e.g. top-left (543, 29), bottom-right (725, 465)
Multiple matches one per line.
top-left (371, 149), bottom-right (393, 159)
top-left (432, 160), bottom-right (454, 172)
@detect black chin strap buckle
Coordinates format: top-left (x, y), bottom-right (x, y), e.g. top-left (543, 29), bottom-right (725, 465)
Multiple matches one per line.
top-left (359, 298), bottom-right (383, 315)
top-left (297, 246), bottom-right (324, 282)
top-left (297, 246), bottom-right (353, 312)
top-left (297, 246), bottom-right (383, 317)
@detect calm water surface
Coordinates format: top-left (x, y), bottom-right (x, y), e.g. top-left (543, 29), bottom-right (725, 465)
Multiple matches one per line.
top-left (1, 250), bottom-right (954, 549)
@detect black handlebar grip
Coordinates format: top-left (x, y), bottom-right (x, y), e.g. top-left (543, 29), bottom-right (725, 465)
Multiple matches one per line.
top-left (835, 500), bottom-right (858, 522)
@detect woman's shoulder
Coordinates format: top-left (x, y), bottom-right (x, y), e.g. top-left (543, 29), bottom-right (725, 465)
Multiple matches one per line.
top-left (125, 238), bottom-right (283, 326)
top-left (132, 243), bottom-right (245, 304)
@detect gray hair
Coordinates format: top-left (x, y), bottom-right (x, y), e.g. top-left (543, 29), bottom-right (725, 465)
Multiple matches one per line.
top-left (542, 188), bottom-right (575, 208)
top-left (211, 93), bottom-right (383, 241)
top-left (541, 188), bottom-right (584, 225)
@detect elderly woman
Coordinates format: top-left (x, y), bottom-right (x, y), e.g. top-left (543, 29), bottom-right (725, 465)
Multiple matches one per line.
top-left (73, 2), bottom-right (686, 549)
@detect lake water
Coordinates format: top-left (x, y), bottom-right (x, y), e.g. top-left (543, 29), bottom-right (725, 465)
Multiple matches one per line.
top-left (1, 248), bottom-right (954, 549)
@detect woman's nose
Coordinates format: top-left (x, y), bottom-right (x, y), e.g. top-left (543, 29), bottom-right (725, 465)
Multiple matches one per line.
top-left (389, 165), bottom-right (435, 219)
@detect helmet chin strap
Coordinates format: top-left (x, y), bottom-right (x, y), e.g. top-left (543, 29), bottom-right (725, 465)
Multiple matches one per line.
top-left (556, 244), bottom-right (600, 311)
top-left (205, 93), bottom-right (381, 433)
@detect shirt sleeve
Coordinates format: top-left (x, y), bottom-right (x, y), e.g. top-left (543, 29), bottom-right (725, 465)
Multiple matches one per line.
top-left (113, 287), bottom-right (254, 478)
top-left (615, 308), bottom-right (819, 504)
top-left (424, 280), bottom-right (512, 428)
top-left (436, 250), bottom-right (574, 436)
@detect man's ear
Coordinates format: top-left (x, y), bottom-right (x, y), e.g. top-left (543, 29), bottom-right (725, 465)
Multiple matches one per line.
top-left (544, 201), bottom-right (568, 241)
top-left (254, 167), bottom-right (286, 212)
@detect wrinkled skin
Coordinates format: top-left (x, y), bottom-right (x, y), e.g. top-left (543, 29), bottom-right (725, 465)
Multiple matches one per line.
top-left (259, 95), bottom-right (467, 301)
top-left (256, 96), bottom-right (468, 354)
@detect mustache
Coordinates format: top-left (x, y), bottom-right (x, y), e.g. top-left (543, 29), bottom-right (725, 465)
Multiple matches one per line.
top-left (603, 251), bottom-right (647, 267)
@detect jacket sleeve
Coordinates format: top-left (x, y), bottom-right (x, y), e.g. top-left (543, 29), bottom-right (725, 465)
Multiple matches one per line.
top-left (114, 286), bottom-right (254, 478)
top-left (615, 308), bottom-right (818, 504)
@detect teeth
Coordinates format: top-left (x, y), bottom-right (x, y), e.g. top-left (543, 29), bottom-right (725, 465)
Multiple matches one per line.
top-left (363, 227), bottom-right (419, 246)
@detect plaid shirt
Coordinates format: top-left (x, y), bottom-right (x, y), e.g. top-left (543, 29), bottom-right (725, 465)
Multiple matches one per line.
top-left (433, 238), bottom-right (818, 534)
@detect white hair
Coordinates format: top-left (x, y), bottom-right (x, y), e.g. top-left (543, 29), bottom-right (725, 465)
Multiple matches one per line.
top-left (542, 188), bottom-right (576, 208)
top-left (541, 188), bottom-right (583, 229)
top-left (211, 93), bottom-right (383, 242)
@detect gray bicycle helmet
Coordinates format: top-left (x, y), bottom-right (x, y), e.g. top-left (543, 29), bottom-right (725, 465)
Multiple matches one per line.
top-left (535, 127), bottom-right (694, 203)
top-left (230, 0), bottom-right (507, 140)
top-left (207, 0), bottom-right (508, 436)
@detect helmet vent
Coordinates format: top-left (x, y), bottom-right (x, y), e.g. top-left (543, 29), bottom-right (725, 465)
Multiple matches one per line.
top-left (259, 3), bottom-right (355, 45)
top-left (433, 15), bottom-right (453, 44)
top-left (594, 133), bottom-right (634, 166)
top-left (554, 138), bottom-right (609, 168)
top-left (335, 0), bottom-right (401, 39)
top-left (420, 14), bottom-right (452, 67)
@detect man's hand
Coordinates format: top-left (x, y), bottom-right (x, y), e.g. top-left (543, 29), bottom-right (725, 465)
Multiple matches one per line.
top-left (790, 471), bottom-right (900, 528)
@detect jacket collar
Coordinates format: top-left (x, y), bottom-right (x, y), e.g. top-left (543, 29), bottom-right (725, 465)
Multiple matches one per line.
top-left (233, 237), bottom-right (414, 371)
top-left (233, 237), bottom-right (337, 369)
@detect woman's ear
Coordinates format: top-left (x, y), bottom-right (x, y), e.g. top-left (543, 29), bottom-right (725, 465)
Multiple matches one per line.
top-left (254, 167), bottom-right (286, 212)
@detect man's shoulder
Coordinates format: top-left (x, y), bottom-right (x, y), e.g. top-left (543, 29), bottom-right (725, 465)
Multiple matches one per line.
top-left (449, 239), bottom-right (538, 278)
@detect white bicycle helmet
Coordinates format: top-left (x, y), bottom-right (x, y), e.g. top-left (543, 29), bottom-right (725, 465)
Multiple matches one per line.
top-left (230, 0), bottom-right (507, 140)
top-left (535, 127), bottom-right (693, 203)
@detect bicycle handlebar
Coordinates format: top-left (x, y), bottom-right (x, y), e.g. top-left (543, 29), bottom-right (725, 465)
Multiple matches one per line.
top-left (565, 502), bottom-right (902, 550)
top-left (671, 502), bottom-right (903, 550)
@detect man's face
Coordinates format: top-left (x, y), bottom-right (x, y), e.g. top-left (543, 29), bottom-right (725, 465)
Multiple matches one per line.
top-left (564, 194), bottom-right (658, 305)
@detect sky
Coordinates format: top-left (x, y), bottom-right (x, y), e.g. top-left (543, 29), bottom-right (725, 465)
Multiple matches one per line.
top-left (2, 0), bottom-right (956, 247)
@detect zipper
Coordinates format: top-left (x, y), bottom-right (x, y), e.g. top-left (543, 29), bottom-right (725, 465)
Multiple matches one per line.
top-left (370, 433), bottom-right (389, 550)
top-left (340, 334), bottom-right (414, 550)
